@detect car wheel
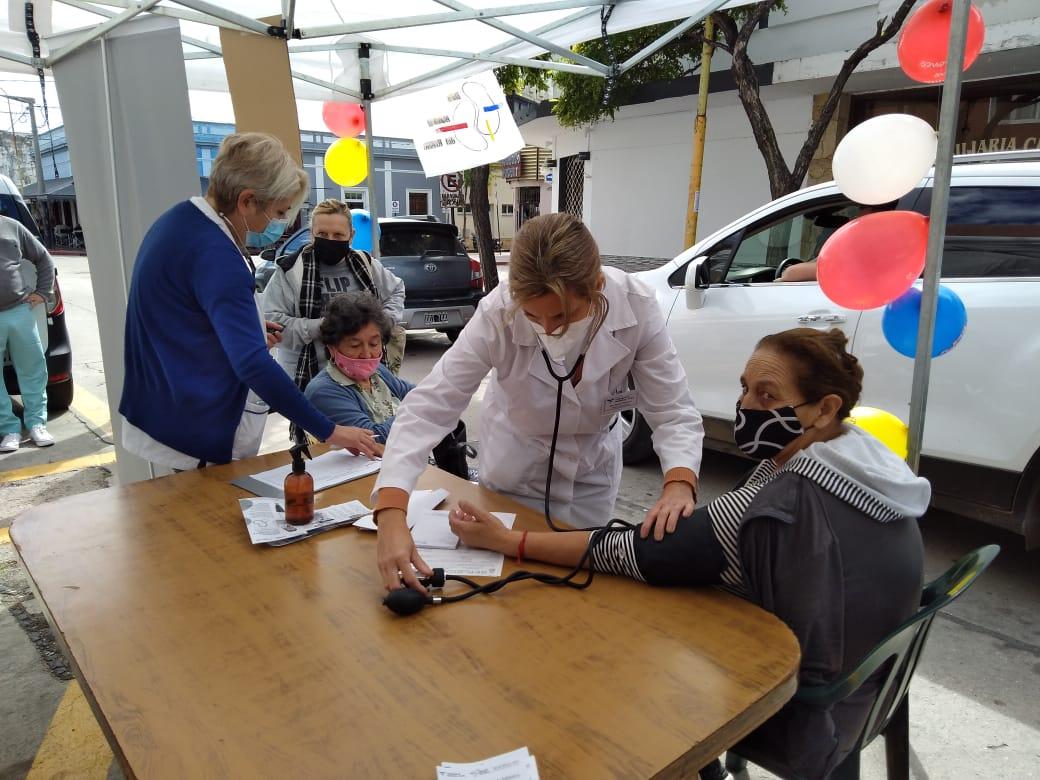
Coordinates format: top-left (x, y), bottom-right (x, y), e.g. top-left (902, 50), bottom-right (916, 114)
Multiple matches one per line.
top-left (47, 379), bottom-right (74, 412)
top-left (621, 409), bottom-right (655, 464)
top-left (439, 328), bottom-right (463, 344)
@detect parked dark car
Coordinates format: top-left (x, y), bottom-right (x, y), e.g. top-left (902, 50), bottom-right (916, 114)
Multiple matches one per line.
top-left (255, 218), bottom-right (485, 343)
top-left (0, 175), bottom-right (73, 411)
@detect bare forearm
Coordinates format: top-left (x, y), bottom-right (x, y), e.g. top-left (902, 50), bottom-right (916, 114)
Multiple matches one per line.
top-left (497, 529), bottom-right (593, 568)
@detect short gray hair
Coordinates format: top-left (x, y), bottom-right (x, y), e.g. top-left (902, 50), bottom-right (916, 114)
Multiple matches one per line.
top-left (207, 132), bottom-right (309, 214)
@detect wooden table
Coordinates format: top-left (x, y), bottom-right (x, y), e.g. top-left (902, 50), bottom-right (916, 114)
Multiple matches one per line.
top-left (12, 450), bottom-right (800, 779)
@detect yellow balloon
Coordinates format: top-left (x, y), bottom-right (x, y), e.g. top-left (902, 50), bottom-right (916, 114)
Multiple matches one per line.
top-left (324, 138), bottom-right (368, 187)
top-left (847, 406), bottom-right (908, 459)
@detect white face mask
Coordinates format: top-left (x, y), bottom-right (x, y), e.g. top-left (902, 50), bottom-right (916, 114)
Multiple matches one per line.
top-left (531, 314), bottom-right (595, 369)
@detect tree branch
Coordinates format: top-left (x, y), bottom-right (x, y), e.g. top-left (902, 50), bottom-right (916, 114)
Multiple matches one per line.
top-left (789, 0), bottom-right (918, 188)
top-left (725, 2), bottom-right (794, 197)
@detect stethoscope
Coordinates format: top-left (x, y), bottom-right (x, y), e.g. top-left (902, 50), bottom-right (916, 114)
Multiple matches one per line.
top-left (383, 317), bottom-right (637, 617)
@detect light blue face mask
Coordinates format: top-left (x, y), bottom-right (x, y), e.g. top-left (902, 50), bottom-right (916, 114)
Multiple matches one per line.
top-left (246, 210), bottom-right (289, 247)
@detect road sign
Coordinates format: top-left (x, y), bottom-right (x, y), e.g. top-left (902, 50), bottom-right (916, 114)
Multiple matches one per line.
top-left (440, 192), bottom-right (464, 208)
top-left (440, 173), bottom-right (462, 193)
top-left (391, 200), bottom-right (400, 211)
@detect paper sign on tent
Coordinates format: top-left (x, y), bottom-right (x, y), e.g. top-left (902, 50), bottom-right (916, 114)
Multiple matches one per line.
top-left (407, 69), bottom-right (524, 177)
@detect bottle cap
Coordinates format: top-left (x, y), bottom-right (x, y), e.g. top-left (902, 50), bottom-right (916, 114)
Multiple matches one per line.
top-left (289, 443), bottom-right (312, 475)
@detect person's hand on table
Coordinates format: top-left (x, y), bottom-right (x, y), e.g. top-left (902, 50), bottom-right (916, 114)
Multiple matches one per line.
top-left (327, 426), bottom-right (384, 458)
top-left (264, 321), bottom-right (284, 349)
top-left (377, 509), bottom-right (432, 592)
top-left (449, 500), bottom-right (512, 553)
top-left (640, 479), bottom-right (697, 541)
top-left (26, 293), bottom-right (46, 308)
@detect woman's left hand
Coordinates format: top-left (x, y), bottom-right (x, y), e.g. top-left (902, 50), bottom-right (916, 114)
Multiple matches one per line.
top-left (265, 321), bottom-right (284, 349)
top-left (640, 481), bottom-right (697, 541)
top-left (449, 500), bottom-right (512, 553)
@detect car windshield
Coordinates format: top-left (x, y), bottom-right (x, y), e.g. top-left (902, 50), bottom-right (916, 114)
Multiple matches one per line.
top-left (381, 227), bottom-right (457, 257)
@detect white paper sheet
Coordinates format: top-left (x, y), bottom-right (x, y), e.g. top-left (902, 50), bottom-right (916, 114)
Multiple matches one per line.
top-left (410, 511), bottom-right (460, 550)
top-left (353, 488), bottom-right (450, 531)
top-left (247, 450), bottom-right (381, 496)
top-left (239, 498), bottom-right (370, 545)
top-left (418, 513), bottom-right (516, 576)
top-left (437, 747), bottom-right (539, 780)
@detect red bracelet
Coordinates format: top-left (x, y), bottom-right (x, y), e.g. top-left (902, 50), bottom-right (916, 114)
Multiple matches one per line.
top-left (516, 530), bottom-right (528, 564)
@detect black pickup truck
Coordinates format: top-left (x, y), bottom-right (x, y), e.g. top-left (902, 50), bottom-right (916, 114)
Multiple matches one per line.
top-left (255, 218), bottom-right (484, 342)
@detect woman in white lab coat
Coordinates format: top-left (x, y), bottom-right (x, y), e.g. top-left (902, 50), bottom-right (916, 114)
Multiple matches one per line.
top-left (375, 213), bottom-right (704, 591)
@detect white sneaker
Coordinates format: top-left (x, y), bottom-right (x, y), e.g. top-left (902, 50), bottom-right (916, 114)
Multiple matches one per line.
top-left (29, 425), bottom-right (55, 448)
top-left (0, 433), bottom-right (19, 453)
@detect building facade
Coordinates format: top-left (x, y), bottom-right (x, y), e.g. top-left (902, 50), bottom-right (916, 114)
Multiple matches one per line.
top-left (515, 0), bottom-right (1040, 261)
top-left (29, 121), bottom-right (443, 247)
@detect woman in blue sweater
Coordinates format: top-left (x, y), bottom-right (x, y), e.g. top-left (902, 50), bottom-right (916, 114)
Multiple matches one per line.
top-left (305, 292), bottom-right (470, 477)
top-left (119, 133), bottom-right (381, 470)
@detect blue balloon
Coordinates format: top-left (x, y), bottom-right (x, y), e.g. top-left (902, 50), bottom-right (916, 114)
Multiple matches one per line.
top-left (882, 285), bottom-right (967, 358)
top-left (350, 209), bottom-right (378, 252)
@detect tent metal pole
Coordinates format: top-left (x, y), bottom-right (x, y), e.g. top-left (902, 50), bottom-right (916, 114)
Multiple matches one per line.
top-left (47, 0), bottom-right (163, 65)
top-left (432, 0), bottom-right (610, 73)
top-left (620, 3), bottom-right (730, 74)
top-left (0, 50), bottom-right (32, 66)
top-left (379, 7), bottom-right (600, 98)
top-left (284, 0), bottom-right (297, 40)
top-left (905, 0), bottom-right (972, 474)
top-left (362, 44), bottom-right (601, 76)
top-left (298, 1), bottom-right (616, 39)
top-left (76, 0), bottom-right (256, 31)
top-left (288, 71), bottom-right (363, 100)
top-left (360, 44), bottom-right (380, 259)
top-left (166, 0), bottom-right (271, 35)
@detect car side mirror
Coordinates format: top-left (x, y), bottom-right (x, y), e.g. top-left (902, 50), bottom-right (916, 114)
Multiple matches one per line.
top-left (684, 255), bottom-right (709, 310)
top-left (260, 248), bottom-right (276, 262)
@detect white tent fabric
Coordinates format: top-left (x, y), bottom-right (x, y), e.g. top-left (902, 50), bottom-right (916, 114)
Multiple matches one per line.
top-left (1, 0), bottom-right (746, 101)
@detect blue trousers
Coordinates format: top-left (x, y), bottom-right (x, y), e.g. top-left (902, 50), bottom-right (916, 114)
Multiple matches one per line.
top-left (0, 301), bottom-right (48, 434)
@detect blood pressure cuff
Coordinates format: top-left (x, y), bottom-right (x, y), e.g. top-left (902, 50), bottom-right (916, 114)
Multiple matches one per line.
top-left (590, 506), bottom-right (726, 588)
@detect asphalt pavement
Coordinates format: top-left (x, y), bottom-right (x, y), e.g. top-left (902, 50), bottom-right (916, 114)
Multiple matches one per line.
top-left (0, 255), bottom-right (1037, 779)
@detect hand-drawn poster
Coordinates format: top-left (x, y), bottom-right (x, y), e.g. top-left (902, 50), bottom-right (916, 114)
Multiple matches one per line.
top-left (407, 70), bottom-right (525, 177)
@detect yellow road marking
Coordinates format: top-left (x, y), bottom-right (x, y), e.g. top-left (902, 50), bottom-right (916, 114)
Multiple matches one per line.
top-left (0, 527), bottom-right (9, 544)
top-left (0, 450), bottom-right (116, 484)
top-left (69, 385), bottom-right (112, 432)
top-left (27, 680), bottom-right (112, 780)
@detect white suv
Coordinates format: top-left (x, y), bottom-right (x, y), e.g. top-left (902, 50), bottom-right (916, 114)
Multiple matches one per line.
top-left (625, 151), bottom-right (1040, 545)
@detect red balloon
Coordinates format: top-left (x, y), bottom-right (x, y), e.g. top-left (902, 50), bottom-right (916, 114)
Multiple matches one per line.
top-left (322, 101), bottom-right (365, 138)
top-left (897, 0), bottom-right (985, 84)
top-left (818, 211), bottom-right (930, 310)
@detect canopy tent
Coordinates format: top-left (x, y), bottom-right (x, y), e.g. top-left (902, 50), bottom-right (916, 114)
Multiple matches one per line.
top-left (1, 0), bottom-right (744, 255)
top-left (0, 0), bottom-right (746, 484)
top-left (0, 1), bottom-right (744, 102)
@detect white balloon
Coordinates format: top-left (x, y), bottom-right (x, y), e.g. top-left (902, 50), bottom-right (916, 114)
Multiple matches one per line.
top-left (832, 114), bottom-right (937, 205)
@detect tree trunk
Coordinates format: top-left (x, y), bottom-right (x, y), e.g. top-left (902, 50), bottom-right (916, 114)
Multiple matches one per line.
top-left (469, 164), bottom-right (500, 291)
top-left (715, 0), bottom-right (917, 200)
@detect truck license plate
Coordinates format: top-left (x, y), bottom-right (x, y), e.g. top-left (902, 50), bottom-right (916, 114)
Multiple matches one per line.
top-left (424, 312), bottom-right (449, 325)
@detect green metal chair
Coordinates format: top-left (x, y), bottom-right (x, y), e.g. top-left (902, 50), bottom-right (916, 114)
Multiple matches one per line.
top-left (725, 544), bottom-right (1001, 780)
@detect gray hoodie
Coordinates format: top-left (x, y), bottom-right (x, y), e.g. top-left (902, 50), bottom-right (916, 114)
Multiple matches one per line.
top-left (0, 215), bottom-right (54, 312)
top-left (736, 426), bottom-right (929, 778)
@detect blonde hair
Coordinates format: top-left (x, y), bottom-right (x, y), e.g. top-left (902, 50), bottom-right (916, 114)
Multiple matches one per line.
top-left (207, 132), bottom-right (309, 214)
top-left (310, 198), bottom-right (352, 226)
top-left (509, 212), bottom-right (607, 333)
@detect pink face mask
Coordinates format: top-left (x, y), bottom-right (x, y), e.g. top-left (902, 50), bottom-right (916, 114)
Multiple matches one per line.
top-left (330, 347), bottom-right (381, 382)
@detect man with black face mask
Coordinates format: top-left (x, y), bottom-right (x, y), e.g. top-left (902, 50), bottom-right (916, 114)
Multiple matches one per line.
top-left (263, 199), bottom-right (406, 440)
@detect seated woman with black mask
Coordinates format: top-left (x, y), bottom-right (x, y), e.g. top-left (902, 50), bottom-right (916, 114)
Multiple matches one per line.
top-left (448, 328), bottom-right (929, 779)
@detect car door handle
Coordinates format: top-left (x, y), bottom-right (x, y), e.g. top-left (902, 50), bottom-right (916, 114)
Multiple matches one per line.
top-left (797, 313), bottom-right (846, 324)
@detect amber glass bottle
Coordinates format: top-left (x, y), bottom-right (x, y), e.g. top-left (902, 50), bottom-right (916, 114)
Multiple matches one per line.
top-left (284, 445), bottom-right (314, 526)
